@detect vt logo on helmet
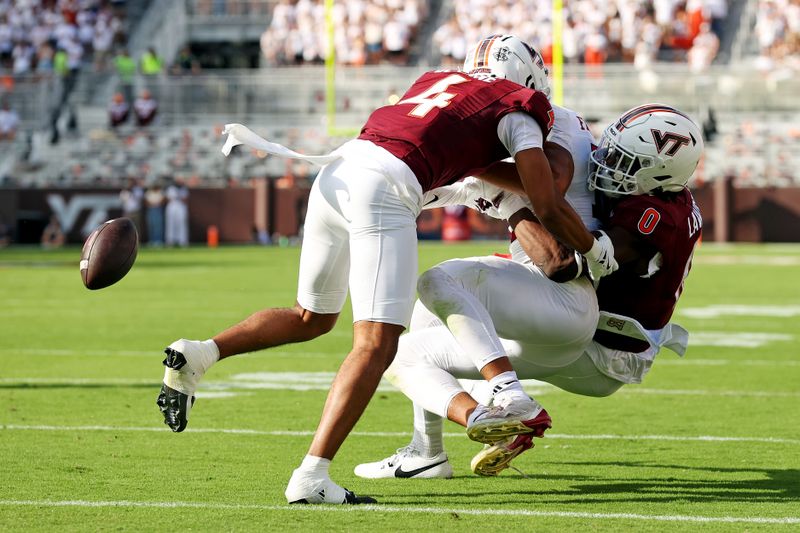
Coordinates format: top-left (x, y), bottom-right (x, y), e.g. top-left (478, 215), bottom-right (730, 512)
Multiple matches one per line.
top-left (589, 104), bottom-right (704, 196)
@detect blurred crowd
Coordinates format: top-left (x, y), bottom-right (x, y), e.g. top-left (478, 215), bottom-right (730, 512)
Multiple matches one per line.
top-left (755, 0), bottom-right (800, 71)
top-left (0, 0), bottom-right (125, 76)
top-left (260, 0), bottom-right (425, 66)
top-left (704, 115), bottom-right (800, 188)
top-left (435, 0), bottom-right (726, 71)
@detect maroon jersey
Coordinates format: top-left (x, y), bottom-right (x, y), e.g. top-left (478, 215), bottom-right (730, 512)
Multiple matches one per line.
top-left (358, 70), bottom-right (554, 192)
top-left (594, 188), bottom-right (702, 352)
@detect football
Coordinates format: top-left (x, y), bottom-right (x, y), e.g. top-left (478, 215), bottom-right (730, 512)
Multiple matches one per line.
top-left (80, 218), bottom-right (139, 290)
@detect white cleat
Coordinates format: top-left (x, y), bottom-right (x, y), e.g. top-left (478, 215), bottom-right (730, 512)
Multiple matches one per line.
top-left (156, 339), bottom-right (217, 432)
top-left (285, 471), bottom-right (376, 504)
top-left (354, 447), bottom-right (453, 479)
top-left (467, 396), bottom-right (552, 445)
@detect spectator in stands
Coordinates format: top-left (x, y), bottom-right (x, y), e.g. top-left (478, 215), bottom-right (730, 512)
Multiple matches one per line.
top-left (165, 177), bottom-right (190, 247)
top-left (114, 49), bottom-right (136, 103)
top-left (688, 22), bottom-right (720, 72)
top-left (41, 215), bottom-right (66, 249)
top-left (108, 92), bottom-right (129, 129)
top-left (133, 89), bottom-right (158, 127)
top-left (171, 46), bottom-right (201, 75)
top-left (261, 0), bottom-right (424, 66)
top-left (93, 18), bottom-right (116, 71)
top-left (120, 178), bottom-right (145, 233)
top-left (140, 47), bottom-right (163, 77)
top-left (0, 101), bottom-right (19, 141)
top-left (145, 182), bottom-right (166, 246)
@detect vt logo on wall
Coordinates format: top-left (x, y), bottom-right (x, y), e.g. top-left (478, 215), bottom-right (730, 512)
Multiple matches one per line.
top-left (46, 194), bottom-right (122, 237)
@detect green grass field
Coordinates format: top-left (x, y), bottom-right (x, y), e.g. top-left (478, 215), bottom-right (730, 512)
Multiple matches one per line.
top-left (1, 242), bottom-right (799, 531)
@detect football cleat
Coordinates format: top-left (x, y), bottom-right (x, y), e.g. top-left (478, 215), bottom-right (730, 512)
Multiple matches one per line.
top-left (156, 339), bottom-right (214, 432)
top-left (156, 383), bottom-right (195, 433)
top-left (354, 447), bottom-right (453, 479)
top-left (467, 396), bottom-right (551, 444)
top-left (471, 434), bottom-right (534, 477)
top-left (285, 475), bottom-right (376, 505)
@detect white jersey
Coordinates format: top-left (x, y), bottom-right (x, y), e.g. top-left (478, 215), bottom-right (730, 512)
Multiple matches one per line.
top-left (422, 103), bottom-right (599, 232)
top-left (549, 104), bottom-right (598, 231)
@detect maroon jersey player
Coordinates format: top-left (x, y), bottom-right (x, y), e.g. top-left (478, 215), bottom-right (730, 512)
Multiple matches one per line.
top-left (157, 35), bottom-right (617, 506)
top-left (594, 188), bottom-right (702, 353)
top-left (349, 105), bottom-right (706, 479)
top-left (359, 70), bottom-right (554, 192)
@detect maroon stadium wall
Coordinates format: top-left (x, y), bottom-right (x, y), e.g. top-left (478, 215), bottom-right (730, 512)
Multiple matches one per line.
top-left (2, 184), bottom-right (799, 244)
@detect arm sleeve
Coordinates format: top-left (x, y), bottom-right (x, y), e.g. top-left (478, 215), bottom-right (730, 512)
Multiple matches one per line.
top-left (423, 177), bottom-right (531, 220)
top-left (421, 182), bottom-right (472, 210)
top-left (496, 112), bottom-right (544, 157)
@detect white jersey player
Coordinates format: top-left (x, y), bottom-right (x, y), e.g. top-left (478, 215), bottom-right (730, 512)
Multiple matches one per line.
top-left (397, 103), bottom-right (602, 448)
top-left (354, 104), bottom-right (703, 479)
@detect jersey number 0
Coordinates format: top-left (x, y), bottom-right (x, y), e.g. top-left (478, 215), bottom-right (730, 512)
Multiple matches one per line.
top-left (397, 74), bottom-right (469, 118)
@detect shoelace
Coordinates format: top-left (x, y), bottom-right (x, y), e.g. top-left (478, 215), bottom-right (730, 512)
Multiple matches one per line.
top-left (385, 446), bottom-right (417, 468)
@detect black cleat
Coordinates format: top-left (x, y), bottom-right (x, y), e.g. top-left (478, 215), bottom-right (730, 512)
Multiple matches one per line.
top-left (288, 488), bottom-right (377, 505)
top-left (156, 383), bottom-right (195, 432)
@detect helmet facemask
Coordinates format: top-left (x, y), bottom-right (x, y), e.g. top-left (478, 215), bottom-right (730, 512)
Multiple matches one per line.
top-left (589, 134), bottom-right (658, 197)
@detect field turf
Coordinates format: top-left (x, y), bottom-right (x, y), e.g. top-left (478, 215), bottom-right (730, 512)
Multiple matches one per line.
top-left (1, 242), bottom-right (799, 531)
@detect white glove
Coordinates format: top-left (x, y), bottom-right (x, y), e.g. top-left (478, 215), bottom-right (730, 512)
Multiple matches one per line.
top-left (584, 230), bottom-right (618, 282)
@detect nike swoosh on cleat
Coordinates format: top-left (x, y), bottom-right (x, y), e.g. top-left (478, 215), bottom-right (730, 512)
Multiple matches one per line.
top-left (423, 194), bottom-right (439, 206)
top-left (394, 459), bottom-right (448, 478)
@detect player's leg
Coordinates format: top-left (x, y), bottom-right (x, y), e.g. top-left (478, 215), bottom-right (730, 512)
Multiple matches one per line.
top-left (418, 257), bottom-right (597, 442)
top-left (211, 304), bottom-right (338, 358)
top-left (158, 163), bottom-right (351, 432)
top-left (285, 156), bottom-right (421, 504)
top-left (354, 325), bottom-right (478, 479)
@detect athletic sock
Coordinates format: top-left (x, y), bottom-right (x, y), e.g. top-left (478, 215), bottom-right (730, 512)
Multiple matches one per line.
top-left (489, 370), bottom-right (523, 395)
top-left (489, 371), bottom-right (526, 403)
top-left (298, 454), bottom-right (331, 477)
top-left (199, 339), bottom-right (220, 371)
top-left (411, 403), bottom-right (444, 457)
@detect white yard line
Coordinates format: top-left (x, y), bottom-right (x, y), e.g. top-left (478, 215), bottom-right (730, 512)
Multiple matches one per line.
top-left (2, 424), bottom-right (799, 445)
top-left (0, 348), bottom-right (334, 358)
top-left (2, 377), bottom-right (797, 398)
top-left (0, 499), bottom-right (796, 524)
top-left (694, 255), bottom-right (800, 266)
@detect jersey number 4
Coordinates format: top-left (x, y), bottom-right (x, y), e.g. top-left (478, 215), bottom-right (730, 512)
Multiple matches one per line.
top-left (398, 74), bottom-right (469, 118)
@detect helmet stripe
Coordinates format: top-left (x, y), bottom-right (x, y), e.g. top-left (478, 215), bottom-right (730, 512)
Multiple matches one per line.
top-left (474, 35), bottom-right (501, 68)
top-left (617, 104), bottom-right (692, 130)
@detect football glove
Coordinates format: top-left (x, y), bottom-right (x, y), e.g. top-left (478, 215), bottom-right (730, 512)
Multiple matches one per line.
top-left (584, 230), bottom-right (618, 282)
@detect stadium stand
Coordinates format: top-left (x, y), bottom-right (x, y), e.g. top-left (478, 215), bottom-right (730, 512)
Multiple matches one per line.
top-left (259, 0), bottom-right (426, 66)
top-left (2, 0), bottom-right (800, 193)
top-left (433, 0), bottom-right (729, 68)
top-left (754, 0), bottom-right (800, 70)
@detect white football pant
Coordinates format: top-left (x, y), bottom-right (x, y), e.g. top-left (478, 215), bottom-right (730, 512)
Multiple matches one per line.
top-left (296, 140), bottom-right (423, 327)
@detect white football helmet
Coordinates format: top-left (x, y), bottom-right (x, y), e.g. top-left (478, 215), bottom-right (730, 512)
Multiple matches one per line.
top-left (463, 35), bottom-right (551, 97)
top-left (588, 104), bottom-right (704, 196)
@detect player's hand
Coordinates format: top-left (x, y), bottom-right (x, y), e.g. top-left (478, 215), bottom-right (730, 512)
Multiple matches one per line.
top-left (584, 230), bottom-right (618, 282)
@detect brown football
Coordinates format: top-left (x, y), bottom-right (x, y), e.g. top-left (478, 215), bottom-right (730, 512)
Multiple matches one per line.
top-left (80, 218), bottom-right (139, 290)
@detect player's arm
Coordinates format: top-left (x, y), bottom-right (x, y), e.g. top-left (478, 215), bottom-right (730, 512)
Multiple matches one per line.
top-left (508, 208), bottom-right (582, 282)
top-left (478, 141), bottom-right (574, 197)
top-left (514, 146), bottom-right (593, 252)
top-left (497, 112), bottom-right (594, 253)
